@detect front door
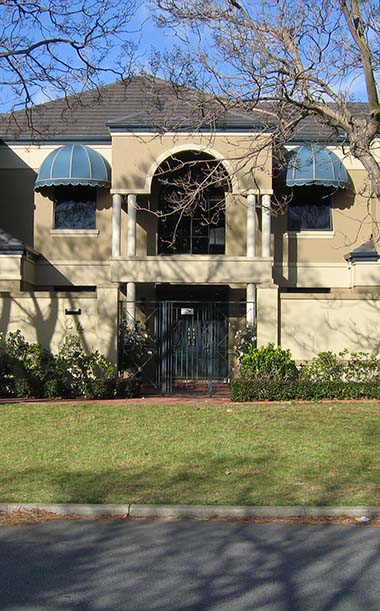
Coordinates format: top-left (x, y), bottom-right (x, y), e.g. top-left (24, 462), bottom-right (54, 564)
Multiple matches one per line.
top-left (159, 301), bottom-right (228, 393)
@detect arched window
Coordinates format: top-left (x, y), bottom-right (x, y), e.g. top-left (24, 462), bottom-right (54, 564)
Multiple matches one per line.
top-left (157, 153), bottom-right (227, 255)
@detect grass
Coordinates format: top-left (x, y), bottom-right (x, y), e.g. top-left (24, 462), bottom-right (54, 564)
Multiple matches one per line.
top-left (1, 401), bottom-right (380, 506)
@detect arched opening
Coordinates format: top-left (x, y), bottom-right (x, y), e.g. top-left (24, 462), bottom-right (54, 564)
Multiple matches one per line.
top-left (153, 150), bottom-right (230, 255)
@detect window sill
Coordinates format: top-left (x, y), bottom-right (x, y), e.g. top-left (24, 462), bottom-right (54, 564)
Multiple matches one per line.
top-left (50, 229), bottom-right (99, 237)
top-left (286, 231), bottom-right (335, 239)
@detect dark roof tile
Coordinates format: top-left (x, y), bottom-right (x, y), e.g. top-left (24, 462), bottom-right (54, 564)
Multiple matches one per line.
top-left (0, 76), bottom-right (371, 142)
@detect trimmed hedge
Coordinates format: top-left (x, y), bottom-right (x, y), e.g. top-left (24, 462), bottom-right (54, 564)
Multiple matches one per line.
top-left (230, 378), bottom-right (380, 402)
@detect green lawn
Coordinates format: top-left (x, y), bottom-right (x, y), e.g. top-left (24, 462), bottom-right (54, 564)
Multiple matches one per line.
top-left (1, 402), bottom-right (380, 506)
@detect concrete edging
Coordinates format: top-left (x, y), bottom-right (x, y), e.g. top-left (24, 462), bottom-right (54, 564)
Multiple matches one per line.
top-left (0, 503), bottom-right (380, 519)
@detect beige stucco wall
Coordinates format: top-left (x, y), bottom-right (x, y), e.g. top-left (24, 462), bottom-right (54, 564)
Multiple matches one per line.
top-left (111, 132), bottom-right (273, 194)
top-left (0, 287), bottom-right (119, 363)
top-left (0, 138), bottom-right (378, 292)
top-left (33, 186), bottom-right (113, 264)
top-left (273, 169), bottom-right (372, 271)
top-left (0, 292), bottom-right (99, 354)
top-left (280, 293), bottom-right (380, 360)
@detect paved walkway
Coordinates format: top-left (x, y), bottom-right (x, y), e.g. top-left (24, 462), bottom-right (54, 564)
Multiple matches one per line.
top-left (0, 393), bottom-right (232, 406)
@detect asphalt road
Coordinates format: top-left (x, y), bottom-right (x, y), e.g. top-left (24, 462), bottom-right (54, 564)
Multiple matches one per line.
top-left (0, 519), bottom-right (379, 610)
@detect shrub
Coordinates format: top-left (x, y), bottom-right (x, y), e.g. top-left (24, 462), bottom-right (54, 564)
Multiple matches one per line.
top-left (55, 336), bottom-right (116, 398)
top-left (342, 350), bottom-right (380, 383)
top-left (86, 378), bottom-right (116, 400)
top-left (119, 320), bottom-right (154, 373)
top-left (230, 378), bottom-right (380, 402)
top-left (299, 349), bottom-right (380, 384)
top-left (0, 331), bottom-right (56, 398)
top-left (233, 324), bottom-right (257, 361)
top-left (0, 331), bottom-right (126, 400)
top-left (115, 376), bottom-right (141, 398)
top-left (299, 351), bottom-right (344, 382)
top-left (231, 343), bottom-right (380, 401)
top-left (43, 378), bottom-right (62, 399)
top-left (240, 343), bottom-right (298, 381)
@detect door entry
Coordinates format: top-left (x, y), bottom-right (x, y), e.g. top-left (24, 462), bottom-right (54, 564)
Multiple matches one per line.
top-left (159, 301), bottom-right (228, 393)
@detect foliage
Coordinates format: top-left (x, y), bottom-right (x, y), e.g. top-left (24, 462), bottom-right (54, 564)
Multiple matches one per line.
top-left (119, 319), bottom-right (154, 373)
top-left (0, 331), bottom-right (56, 398)
top-left (233, 324), bottom-right (256, 361)
top-left (298, 351), bottom-right (345, 382)
top-left (56, 336), bottom-right (116, 397)
top-left (239, 343), bottom-right (298, 381)
top-left (299, 350), bottom-right (380, 384)
top-left (0, 331), bottom-right (140, 400)
top-left (232, 344), bottom-right (380, 401)
top-left (115, 376), bottom-right (141, 399)
top-left (230, 379), bottom-right (380, 402)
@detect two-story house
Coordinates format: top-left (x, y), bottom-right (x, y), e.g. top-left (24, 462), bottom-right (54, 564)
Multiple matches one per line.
top-left (0, 77), bottom-right (379, 392)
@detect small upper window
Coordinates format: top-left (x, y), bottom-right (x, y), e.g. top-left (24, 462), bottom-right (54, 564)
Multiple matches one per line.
top-left (54, 186), bottom-right (96, 230)
top-left (288, 186), bottom-right (332, 231)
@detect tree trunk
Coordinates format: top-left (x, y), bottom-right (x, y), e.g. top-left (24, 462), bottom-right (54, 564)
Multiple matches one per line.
top-left (350, 146), bottom-right (380, 202)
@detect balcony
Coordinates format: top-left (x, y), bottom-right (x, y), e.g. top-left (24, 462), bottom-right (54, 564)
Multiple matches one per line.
top-left (111, 255), bottom-right (273, 284)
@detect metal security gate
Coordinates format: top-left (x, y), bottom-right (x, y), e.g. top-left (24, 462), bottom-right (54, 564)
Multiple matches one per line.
top-left (159, 301), bottom-right (228, 394)
top-left (119, 300), bottom-right (245, 395)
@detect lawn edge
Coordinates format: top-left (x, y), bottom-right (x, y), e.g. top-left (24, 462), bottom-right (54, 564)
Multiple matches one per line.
top-left (1, 503), bottom-right (379, 519)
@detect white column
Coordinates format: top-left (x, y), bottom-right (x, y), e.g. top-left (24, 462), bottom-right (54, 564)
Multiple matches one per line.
top-left (112, 194), bottom-right (122, 257)
top-left (127, 193), bottom-right (137, 257)
top-left (246, 194), bottom-right (257, 327)
top-left (247, 193), bottom-right (256, 257)
top-left (246, 283), bottom-right (256, 327)
top-left (126, 281), bottom-right (136, 328)
top-left (262, 193), bottom-right (271, 258)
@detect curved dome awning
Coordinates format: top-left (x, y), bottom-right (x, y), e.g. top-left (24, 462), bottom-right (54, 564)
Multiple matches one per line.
top-left (35, 144), bottom-right (111, 190)
top-left (285, 145), bottom-right (349, 189)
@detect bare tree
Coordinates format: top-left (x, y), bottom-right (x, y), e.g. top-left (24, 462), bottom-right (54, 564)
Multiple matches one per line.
top-left (151, 0), bottom-right (380, 199)
top-left (0, 0), bottom-right (139, 111)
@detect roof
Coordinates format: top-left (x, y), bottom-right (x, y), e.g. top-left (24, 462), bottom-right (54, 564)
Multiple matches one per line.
top-left (344, 238), bottom-right (379, 263)
top-left (0, 228), bottom-right (24, 254)
top-left (0, 76), bottom-right (372, 143)
top-left (0, 227), bottom-right (40, 258)
top-left (0, 77), bottom-right (273, 142)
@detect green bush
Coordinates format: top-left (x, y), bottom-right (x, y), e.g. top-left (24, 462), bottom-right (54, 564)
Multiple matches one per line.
top-left (299, 351), bottom-right (344, 382)
top-left (0, 331), bottom-right (141, 400)
top-left (86, 378), bottom-right (116, 400)
top-left (230, 379), bottom-right (380, 402)
top-left (240, 343), bottom-right (298, 381)
top-left (233, 324), bottom-right (257, 361)
top-left (55, 336), bottom-right (116, 398)
top-left (118, 320), bottom-right (154, 373)
top-left (299, 350), bottom-right (380, 384)
top-left (42, 378), bottom-right (62, 399)
top-left (115, 376), bottom-right (141, 398)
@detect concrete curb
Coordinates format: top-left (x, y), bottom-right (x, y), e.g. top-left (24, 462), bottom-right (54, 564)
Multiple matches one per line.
top-left (1, 503), bottom-right (380, 519)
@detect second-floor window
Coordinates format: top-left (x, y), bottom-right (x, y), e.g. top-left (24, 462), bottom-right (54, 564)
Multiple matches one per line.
top-left (158, 186), bottom-right (225, 254)
top-left (54, 186), bottom-right (96, 230)
top-left (288, 187), bottom-right (332, 231)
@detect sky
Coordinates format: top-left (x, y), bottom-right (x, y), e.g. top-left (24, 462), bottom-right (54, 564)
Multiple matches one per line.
top-left (0, 0), bottom-right (371, 112)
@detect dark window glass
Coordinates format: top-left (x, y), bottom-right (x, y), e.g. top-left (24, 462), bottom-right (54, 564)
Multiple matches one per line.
top-left (54, 186), bottom-right (96, 230)
top-left (288, 187), bottom-right (332, 231)
top-left (158, 187), bottom-right (225, 254)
